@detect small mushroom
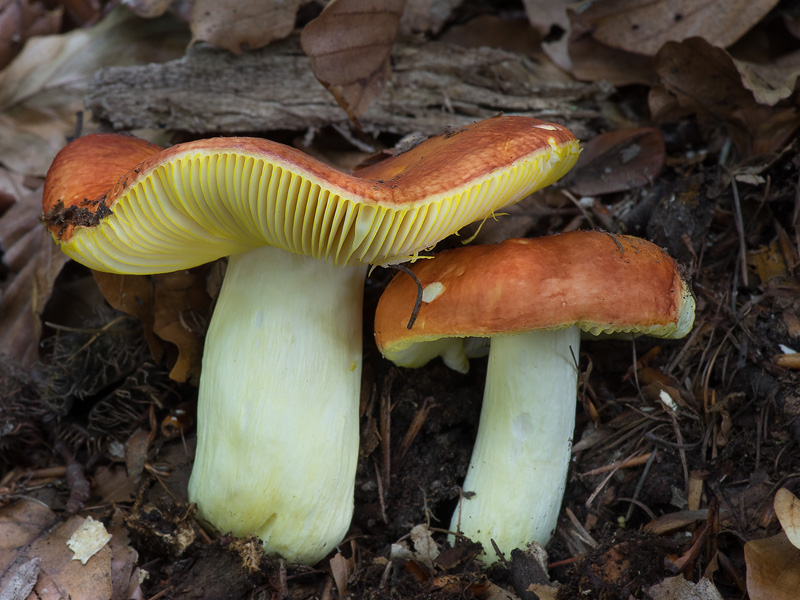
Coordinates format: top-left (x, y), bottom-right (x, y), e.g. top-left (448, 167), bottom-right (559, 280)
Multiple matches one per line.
top-left (42, 116), bottom-right (580, 564)
top-left (374, 231), bottom-right (695, 563)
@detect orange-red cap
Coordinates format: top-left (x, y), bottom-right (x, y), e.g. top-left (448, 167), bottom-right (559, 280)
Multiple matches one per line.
top-left (42, 116), bottom-right (580, 273)
top-left (374, 231), bottom-right (695, 367)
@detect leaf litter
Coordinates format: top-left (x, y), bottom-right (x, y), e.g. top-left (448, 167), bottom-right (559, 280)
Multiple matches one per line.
top-left (1, 1), bottom-right (800, 599)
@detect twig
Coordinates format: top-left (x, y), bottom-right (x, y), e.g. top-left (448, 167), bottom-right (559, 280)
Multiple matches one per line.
top-left (146, 586), bottom-right (173, 600)
top-left (617, 496), bottom-right (657, 521)
top-left (373, 457), bottom-right (388, 524)
top-left (580, 452), bottom-right (653, 477)
top-left (585, 450), bottom-right (641, 508)
top-left (625, 448), bottom-right (658, 522)
top-left (630, 334), bottom-right (641, 397)
top-left (602, 230), bottom-right (625, 255)
top-left (730, 177), bottom-right (749, 287)
top-left (565, 507), bottom-right (599, 548)
top-left (394, 397), bottom-right (436, 467)
top-left (379, 371), bottom-right (396, 488)
top-left (643, 432), bottom-right (703, 450)
top-left (68, 111), bottom-right (84, 142)
top-left (560, 189), bottom-right (598, 230)
top-left (390, 264), bottom-right (424, 329)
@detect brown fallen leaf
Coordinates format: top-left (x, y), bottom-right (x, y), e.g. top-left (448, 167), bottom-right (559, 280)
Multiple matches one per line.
top-left (300, 0), bottom-right (405, 127)
top-left (0, 557), bottom-right (40, 600)
top-left (745, 532), bottom-right (800, 600)
top-left (651, 37), bottom-right (800, 157)
top-left (644, 510), bottom-right (709, 536)
top-left (400, 0), bottom-right (461, 34)
top-left (329, 551), bottom-right (351, 597)
top-left (748, 242), bottom-right (791, 286)
top-left (0, 6), bottom-right (188, 178)
top-left (573, 0), bottom-right (780, 57)
top-left (774, 488), bottom-right (800, 549)
top-left (0, 501), bottom-right (124, 600)
top-left (648, 575), bottom-right (724, 599)
top-left (0, 189), bottom-right (70, 365)
top-left (0, 499), bottom-right (57, 567)
top-left (104, 510), bottom-right (144, 600)
top-left (542, 16), bottom-right (656, 86)
top-left (522, 0), bottom-right (570, 35)
top-left (190, 0), bottom-right (302, 54)
top-left (567, 128), bottom-right (665, 196)
top-left (438, 14), bottom-right (545, 57)
top-left (93, 267), bottom-right (213, 383)
top-left (0, 0), bottom-right (62, 71)
top-left (92, 271), bottom-right (164, 365)
top-left (123, 0), bottom-right (178, 19)
top-left (93, 464), bottom-right (141, 505)
top-left (733, 50), bottom-right (800, 106)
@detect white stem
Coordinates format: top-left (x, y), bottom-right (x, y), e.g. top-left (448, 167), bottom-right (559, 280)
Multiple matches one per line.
top-left (449, 327), bottom-right (580, 563)
top-left (188, 246), bottom-right (366, 564)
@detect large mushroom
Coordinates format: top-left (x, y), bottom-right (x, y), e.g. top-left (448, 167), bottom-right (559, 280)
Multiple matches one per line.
top-left (374, 231), bottom-right (695, 563)
top-left (42, 116), bottom-right (580, 564)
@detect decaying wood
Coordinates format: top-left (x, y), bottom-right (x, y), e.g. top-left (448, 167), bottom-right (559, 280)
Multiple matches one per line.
top-left (86, 35), bottom-right (612, 137)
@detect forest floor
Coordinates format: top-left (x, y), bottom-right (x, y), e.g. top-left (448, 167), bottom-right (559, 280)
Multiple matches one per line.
top-left (1, 1), bottom-right (800, 599)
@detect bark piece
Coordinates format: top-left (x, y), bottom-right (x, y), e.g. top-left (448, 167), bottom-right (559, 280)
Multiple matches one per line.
top-left (86, 36), bottom-right (611, 137)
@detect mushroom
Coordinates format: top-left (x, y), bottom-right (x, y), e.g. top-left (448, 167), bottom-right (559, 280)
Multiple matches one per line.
top-left (42, 116), bottom-right (580, 564)
top-left (374, 231), bottom-right (695, 563)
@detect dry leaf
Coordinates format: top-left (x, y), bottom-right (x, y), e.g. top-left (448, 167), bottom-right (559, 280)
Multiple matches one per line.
top-left (124, 429), bottom-right (152, 480)
top-left (644, 510), bottom-right (709, 536)
top-left (652, 37), bottom-right (800, 156)
top-left (26, 517), bottom-right (113, 599)
top-left (122, 0), bottom-right (178, 19)
top-left (409, 524), bottom-right (439, 571)
top-left (567, 128), bottom-right (665, 196)
top-left (774, 488), bottom-right (800, 549)
top-left (66, 517), bottom-right (113, 565)
top-left (438, 14), bottom-right (544, 56)
top-left (190, 0), bottom-right (302, 54)
top-left (0, 557), bottom-right (40, 600)
top-left (0, 499), bottom-right (57, 566)
top-left (0, 0), bottom-right (62, 71)
top-left (526, 585), bottom-right (556, 599)
top-left (522, 0), bottom-right (570, 35)
top-left (93, 465), bottom-right (141, 505)
top-left (399, 0), bottom-right (461, 34)
top-left (300, 0), bottom-right (405, 127)
top-left (745, 532), bottom-right (800, 600)
top-left (543, 19), bottom-right (655, 86)
top-left (329, 552), bottom-right (350, 597)
top-left (92, 270), bottom-right (164, 364)
top-left (151, 268), bottom-right (212, 383)
top-left (0, 189), bottom-right (70, 364)
top-left (648, 575), bottom-right (724, 599)
top-left (106, 517), bottom-right (143, 600)
top-left (748, 242), bottom-right (790, 286)
top-left (0, 6), bottom-right (188, 177)
top-left (733, 50), bottom-right (800, 106)
top-left (93, 268), bottom-right (212, 383)
top-left (574, 0), bottom-right (780, 57)
top-left (0, 501), bottom-right (117, 600)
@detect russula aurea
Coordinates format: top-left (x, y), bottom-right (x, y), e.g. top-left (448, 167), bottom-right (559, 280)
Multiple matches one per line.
top-left (374, 231), bottom-right (695, 563)
top-left (42, 116), bottom-right (580, 564)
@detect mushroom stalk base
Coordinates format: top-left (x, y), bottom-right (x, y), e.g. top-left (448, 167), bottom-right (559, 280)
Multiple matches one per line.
top-left (450, 327), bottom-right (580, 563)
top-left (188, 246), bottom-right (366, 564)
